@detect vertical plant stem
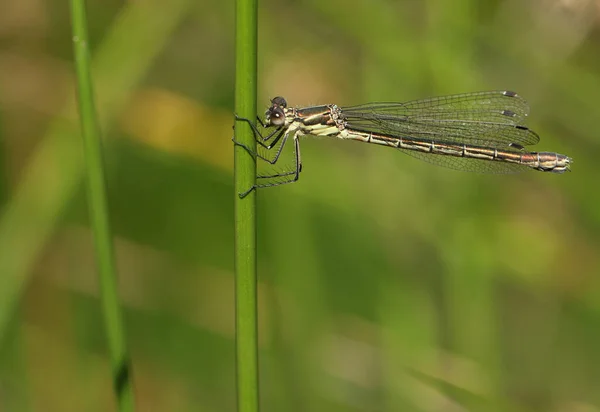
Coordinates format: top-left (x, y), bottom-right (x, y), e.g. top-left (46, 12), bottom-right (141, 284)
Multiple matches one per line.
top-left (70, 0), bottom-right (135, 410)
top-left (0, 0), bottom-right (193, 341)
top-left (234, 0), bottom-right (259, 411)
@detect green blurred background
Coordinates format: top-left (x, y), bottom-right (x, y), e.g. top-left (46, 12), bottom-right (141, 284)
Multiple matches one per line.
top-left (0, 0), bottom-right (599, 411)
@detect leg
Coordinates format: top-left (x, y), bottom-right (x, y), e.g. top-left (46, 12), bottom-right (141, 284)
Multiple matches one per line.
top-left (256, 115), bottom-right (266, 128)
top-left (239, 136), bottom-right (303, 198)
top-left (234, 114), bottom-right (280, 143)
top-left (256, 126), bottom-right (285, 150)
top-left (233, 126), bottom-right (288, 165)
top-left (238, 125), bottom-right (285, 153)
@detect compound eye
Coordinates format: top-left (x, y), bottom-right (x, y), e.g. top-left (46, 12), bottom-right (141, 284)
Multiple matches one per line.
top-left (269, 106), bottom-right (285, 126)
top-left (271, 96), bottom-right (287, 108)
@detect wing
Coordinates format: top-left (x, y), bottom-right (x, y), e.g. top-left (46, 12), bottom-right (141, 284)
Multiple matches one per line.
top-left (341, 90), bottom-right (541, 149)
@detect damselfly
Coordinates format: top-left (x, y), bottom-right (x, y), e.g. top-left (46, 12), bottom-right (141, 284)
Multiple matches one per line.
top-left (234, 91), bottom-right (572, 198)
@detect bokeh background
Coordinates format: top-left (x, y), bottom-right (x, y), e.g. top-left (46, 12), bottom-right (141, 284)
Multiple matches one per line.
top-left (0, 0), bottom-right (599, 411)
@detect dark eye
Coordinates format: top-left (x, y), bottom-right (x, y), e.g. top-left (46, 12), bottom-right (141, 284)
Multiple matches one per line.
top-left (269, 107), bottom-right (285, 126)
top-left (271, 96), bottom-right (287, 108)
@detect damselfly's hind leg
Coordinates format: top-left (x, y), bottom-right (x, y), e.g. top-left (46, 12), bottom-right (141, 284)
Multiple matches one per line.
top-left (237, 137), bottom-right (303, 199)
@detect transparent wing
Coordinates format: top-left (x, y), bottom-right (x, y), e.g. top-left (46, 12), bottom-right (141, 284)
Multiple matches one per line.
top-left (341, 91), bottom-right (540, 149)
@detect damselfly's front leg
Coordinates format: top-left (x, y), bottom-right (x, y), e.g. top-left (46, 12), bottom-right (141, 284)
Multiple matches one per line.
top-left (234, 114), bottom-right (280, 144)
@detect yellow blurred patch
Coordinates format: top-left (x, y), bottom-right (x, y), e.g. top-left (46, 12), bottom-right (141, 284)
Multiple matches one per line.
top-left (120, 88), bottom-right (233, 172)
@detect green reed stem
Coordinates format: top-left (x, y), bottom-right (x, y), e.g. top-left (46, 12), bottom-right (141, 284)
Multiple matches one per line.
top-left (234, 0), bottom-right (259, 411)
top-left (70, 0), bottom-right (135, 410)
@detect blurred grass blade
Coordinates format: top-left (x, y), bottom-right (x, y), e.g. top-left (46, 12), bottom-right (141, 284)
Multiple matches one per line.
top-left (409, 368), bottom-right (537, 412)
top-left (234, 0), bottom-right (259, 411)
top-left (0, 0), bottom-right (193, 338)
top-left (70, 0), bottom-right (135, 410)
top-left (0, 83), bottom-right (32, 412)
